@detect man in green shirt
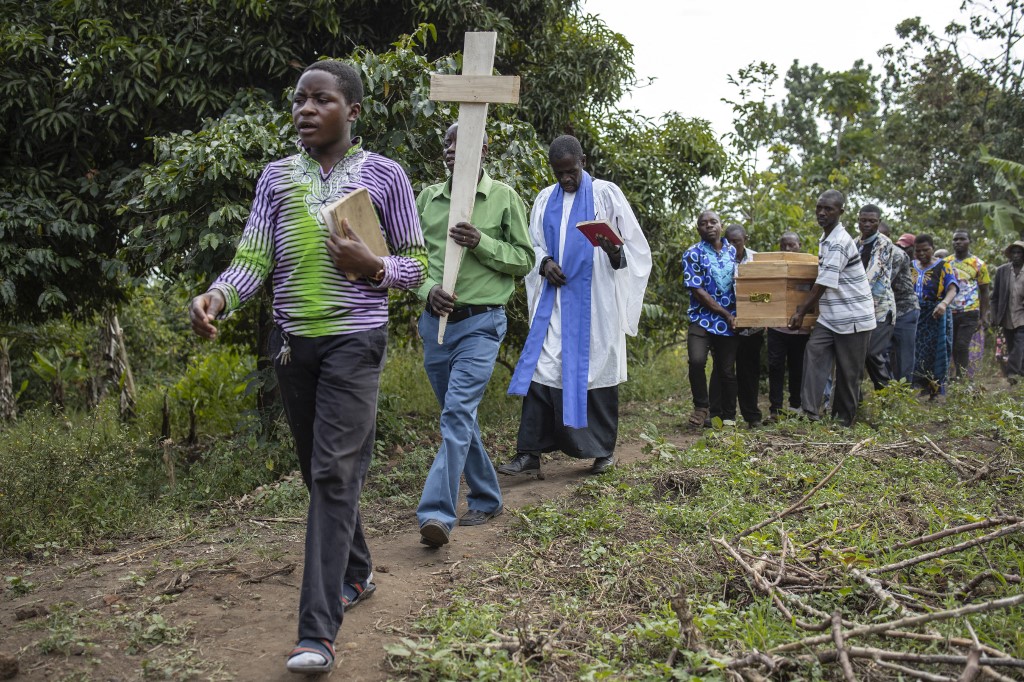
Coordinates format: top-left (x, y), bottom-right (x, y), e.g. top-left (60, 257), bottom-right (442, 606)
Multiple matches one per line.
top-left (415, 123), bottom-right (535, 548)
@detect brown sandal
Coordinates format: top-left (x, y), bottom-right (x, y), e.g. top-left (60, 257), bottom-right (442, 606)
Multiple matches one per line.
top-left (687, 407), bottom-right (709, 427)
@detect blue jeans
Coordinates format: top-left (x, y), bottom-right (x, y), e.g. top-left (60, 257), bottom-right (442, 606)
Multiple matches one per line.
top-left (416, 308), bottom-right (506, 531)
top-left (888, 309), bottom-right (919, 382)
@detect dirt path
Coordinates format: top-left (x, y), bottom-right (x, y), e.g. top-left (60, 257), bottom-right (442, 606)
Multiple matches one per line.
top-left (1, 434), bottom-right (695, 681)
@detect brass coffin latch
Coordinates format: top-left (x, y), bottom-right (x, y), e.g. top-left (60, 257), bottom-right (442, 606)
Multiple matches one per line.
top-left (749, 293), bottom-right (772, 303)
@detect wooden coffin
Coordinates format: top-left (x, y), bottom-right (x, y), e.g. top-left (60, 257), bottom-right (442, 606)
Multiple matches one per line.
top-left (735, 252), bottom-right (819, 328)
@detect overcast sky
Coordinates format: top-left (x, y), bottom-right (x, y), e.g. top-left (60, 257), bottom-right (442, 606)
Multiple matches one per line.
top-left (581, 0), bottom-right (969, 138)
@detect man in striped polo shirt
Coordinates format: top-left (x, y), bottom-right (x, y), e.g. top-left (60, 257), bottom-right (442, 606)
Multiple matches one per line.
top-left (788, 190), bottom-right (876, 426)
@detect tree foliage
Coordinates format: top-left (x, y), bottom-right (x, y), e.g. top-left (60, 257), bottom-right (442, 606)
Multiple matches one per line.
top-left (0, 0), bottom-right (652, 326)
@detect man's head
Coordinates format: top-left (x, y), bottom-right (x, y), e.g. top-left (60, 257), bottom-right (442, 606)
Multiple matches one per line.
top-left (724, 224), bottom-right (747, 256)
top-left (1005, 241), bottom-right (1024, 267)
top-left (293, 61), bottom-right (363, 150)
top-left (952, 230), bottom-right (971, 259)
top-left (442, 123), bottom-right (487, 174)
top-left (696, 210), bottom-right (722, 244)
top-left (815, 190), bottom-right (845, 231)
top-left (778, 232), bottom-right (801, 252)
top-left (858, 203), bottom-right (882, 240)
top-left (878, 221), bottom-right (891, 237)
top-left (548, 135), bottom-right (586, 193)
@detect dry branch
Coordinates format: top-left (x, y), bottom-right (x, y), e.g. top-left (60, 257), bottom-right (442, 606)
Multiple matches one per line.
top-left (769, 593), bottom-right (1024, 654)
top-left (849, 517), bottom-right (1022, 558)
top-left (733, 442), bottom-right (868, 542)
top-left (805, 646), bottom-right (1024, 668)
top-left (867, 521), bottom-right (1024, 575)
top-left (921, 434), bottom-right (972, 476)
top-left (959, 647), bottom-right (982, 682)
top-left (874, 660), bottom-right (956, 681)
top-left (240, 562), bottom-right (295, 584)
top-left (831, 610), bottom-right (857, 682)
top-left (849, 566), bottom-right (916, 616)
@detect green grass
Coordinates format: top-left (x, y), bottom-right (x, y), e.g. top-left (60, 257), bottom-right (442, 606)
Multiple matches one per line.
top-left (386, 384), bottom-right (1024, 680)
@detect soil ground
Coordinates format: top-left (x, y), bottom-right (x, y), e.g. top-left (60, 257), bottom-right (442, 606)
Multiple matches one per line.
top-left (1, 433), bottom-right (696, 681)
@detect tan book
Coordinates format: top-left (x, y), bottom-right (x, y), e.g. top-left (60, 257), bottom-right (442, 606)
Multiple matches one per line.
top-left (319, 188), bottom-right (390, 281)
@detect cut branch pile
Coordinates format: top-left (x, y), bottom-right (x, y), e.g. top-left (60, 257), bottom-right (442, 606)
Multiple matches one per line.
top-left (709, 438), bottom-right (1024, 681)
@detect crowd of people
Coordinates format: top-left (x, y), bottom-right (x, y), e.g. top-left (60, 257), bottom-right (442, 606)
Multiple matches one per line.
top-left (684, 193), bottom-right (1024, 430)
top-left (187, 61), bottom-right (652, 674)
top-left (184, 60), bottom-right (1024, 675)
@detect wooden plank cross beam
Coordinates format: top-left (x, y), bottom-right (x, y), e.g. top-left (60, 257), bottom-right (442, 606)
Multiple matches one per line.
top-left (429, 31), bottom-right (520, 343)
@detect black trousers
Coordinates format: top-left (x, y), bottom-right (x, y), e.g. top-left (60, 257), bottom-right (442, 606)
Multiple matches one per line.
top-left (767, 329), bottom-right (808, 412)
top-left (516, 381), bottom-right (618, 459)
top-left (687, 324), bottom-right (739, 419)
top-left (710, 331), bottom-right (763, 424)
top-left (271, 326), bottom-right (386, 643)
top-left (951, 310), bottom-right (980, 380)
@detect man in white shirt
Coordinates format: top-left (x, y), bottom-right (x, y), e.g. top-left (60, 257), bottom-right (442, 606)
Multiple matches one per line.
top-left (502, 135), bottom-right (652, 476)
top-left (789, 190), bottom-right (876, 426)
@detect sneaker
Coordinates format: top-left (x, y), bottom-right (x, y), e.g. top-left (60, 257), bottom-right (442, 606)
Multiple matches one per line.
top-left (497, 453), bottom-right (540, 476)
top-left (419, 519), bottom-right (450, 547)
top-left (459, 506), bottom-right (504, 526)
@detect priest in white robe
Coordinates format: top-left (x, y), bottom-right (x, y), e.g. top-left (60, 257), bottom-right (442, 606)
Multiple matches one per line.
top-left (502, 135), bottom-right (651, 477)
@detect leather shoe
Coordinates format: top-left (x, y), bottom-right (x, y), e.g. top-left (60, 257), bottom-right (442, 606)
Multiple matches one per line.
top-left (419, 519), bottom-right (450, 547)
top-left (590, 455), bottom-right (615, 474)
top-left (497, 453), bottom-right (540, 476)
top-left (459, 506), bottom-right (503, 526)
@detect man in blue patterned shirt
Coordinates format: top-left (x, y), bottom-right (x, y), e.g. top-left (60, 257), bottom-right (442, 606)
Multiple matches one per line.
top-left (683, 210), bottom-right (738, 427)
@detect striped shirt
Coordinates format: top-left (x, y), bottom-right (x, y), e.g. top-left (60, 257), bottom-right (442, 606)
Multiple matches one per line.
top-left (210, 143), bottom-right (427, 337)
top-left (815, 224), bottom-right (876, 334)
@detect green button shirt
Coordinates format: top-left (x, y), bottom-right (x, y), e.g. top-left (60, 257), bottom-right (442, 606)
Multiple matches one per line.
top-left (415, 171), bottom-right (534, 305)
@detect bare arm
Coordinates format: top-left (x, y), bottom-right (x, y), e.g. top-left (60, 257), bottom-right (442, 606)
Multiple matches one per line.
top-left (789, 283), bottom-right (827, 330)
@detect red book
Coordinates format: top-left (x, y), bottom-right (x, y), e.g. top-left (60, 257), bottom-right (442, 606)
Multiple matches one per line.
top-left (575, 220), bottom-right (623, 247)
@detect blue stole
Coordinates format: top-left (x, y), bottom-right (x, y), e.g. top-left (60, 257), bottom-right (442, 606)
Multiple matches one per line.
top-left (509, 172), bottom-right (595, 428)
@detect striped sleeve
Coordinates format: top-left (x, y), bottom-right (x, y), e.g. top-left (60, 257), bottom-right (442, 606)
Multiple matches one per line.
top-left (371, 156), bottom-right (427, 291)
top-left (209, 165), bottom-right (277, 312)
top-left (815, 238), bottom-right (847, 290)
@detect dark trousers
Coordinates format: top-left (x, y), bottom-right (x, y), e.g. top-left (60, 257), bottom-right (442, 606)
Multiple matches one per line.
top-left (865, 314), bottom-right (894, 390)
top-left (951, 310), bottom-right (981, 380)
top-left (687, 324), bottom-right (739, 419)
top-left (888, 309), bottom-right (919, 382)
top-left (516, 381), bottom-right (618, 458)
top-left (271, 326), bottom-right (386, 643)
top-left (1006, 326), bottom-right (1024, 376)
top-left (711, 332), bottom-right (763, 424)
top-left (767, 329), bottom-right (808, 412)
top-left (801, 325), bottom-right (871, 427)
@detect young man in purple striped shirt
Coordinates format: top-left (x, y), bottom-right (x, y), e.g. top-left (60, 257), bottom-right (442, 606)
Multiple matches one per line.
top-left (189, 60), bottom-right (426, 675)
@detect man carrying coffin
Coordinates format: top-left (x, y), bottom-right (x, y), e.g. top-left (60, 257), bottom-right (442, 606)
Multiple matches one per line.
top-left (500, 135), bottom-right (651, 477)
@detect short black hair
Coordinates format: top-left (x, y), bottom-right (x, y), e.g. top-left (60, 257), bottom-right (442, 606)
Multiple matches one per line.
top-left (724, 224), bottom-right (747, 238)
top-left (549, 135), bottom-right (584, 162)
top-left (820, 189), bottom-right (845, 208)
top-left (303, 60), bottom-right (364, 105)
top-left (915, 233), bottom-right (934, 247)
top-left (859, 203), bottom-right (882, 215)
top-left (780, 231), bottom-right (800, 244)
top-left (953, 229), bottom-right (971, 240)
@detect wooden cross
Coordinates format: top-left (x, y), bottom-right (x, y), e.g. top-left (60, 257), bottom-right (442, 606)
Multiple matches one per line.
top-left (429, 31), bottom-right (520, 343)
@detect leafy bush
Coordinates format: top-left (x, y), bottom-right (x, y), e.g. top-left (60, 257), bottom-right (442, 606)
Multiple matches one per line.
top-left (0, 402), bottom-right (158, 551)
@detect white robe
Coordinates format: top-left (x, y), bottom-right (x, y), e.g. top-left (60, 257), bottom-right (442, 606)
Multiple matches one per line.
top-left (526, 179), bottom-right (652, 389)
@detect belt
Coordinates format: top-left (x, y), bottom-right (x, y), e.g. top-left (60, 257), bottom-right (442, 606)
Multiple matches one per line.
top-left (427, 303), bottom-right (503, 324)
